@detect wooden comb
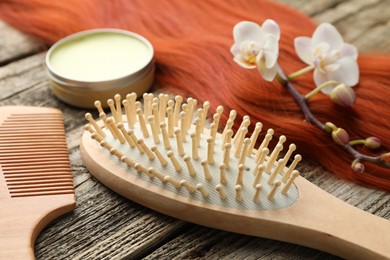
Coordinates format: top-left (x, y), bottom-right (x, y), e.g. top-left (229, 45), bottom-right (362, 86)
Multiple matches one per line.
top-left (81, 93), bottom-right (390, 259)
top-left (0, 106), bottom-right (75, 259)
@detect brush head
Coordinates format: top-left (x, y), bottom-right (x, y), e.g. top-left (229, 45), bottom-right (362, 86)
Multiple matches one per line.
top-left (81, 93), bottom-right (301, 212)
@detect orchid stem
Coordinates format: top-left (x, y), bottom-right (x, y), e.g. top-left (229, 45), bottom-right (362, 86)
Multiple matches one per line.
top-left (287, 65), bottom-right (314, 80)
top-left (305, 80), bottom-right (339, 100)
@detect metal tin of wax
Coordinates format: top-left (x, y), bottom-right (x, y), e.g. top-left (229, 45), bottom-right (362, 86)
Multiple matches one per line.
top-left (46, 28), bottom-right (155, 108)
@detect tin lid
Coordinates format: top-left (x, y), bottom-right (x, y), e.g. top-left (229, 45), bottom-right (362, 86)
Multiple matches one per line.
top-left (46, 28), bottom-right (154, 91)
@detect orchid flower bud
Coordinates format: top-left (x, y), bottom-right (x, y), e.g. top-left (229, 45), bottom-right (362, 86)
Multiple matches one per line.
top-left (381, 152), bottom-right (390, 163)
top-left (324, 122), bottom-right (337, 133)
top-left (364, 137), bottom-right (381, 150)
top-left (332, 128), bottom-right (349, 145)
top-left (351, 160), bottom-right (364, 174)
top-left (330, 84), bottom-right (356, 107)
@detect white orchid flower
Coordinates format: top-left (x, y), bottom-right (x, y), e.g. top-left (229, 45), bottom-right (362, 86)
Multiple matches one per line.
top-left (231, 20), bottom-right (280, 81)
top-left (294, 23), bottom-right (359, 93)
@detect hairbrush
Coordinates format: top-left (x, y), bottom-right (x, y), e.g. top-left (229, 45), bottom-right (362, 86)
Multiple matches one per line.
top-left (0, 106), bottom-right (75, 259)
top-left (80, 93), bottom-right (390, 259)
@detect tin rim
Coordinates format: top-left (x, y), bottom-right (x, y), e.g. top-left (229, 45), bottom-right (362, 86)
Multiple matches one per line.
top-left (46, 28), bottom-right (154, 91)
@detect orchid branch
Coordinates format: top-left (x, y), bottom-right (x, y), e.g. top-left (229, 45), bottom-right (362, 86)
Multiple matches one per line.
top-left (231, 20), bottom-right (389, 173)
top-left (277, 69), bottom-right (390, 172)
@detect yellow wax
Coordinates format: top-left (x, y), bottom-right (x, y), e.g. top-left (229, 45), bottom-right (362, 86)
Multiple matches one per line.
top-left (49, 32), bottom-right (151, 82)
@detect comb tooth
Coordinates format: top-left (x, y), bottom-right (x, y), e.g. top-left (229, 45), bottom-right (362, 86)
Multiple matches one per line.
top-left (179, 111), bottom-right (187, 142)
top-left (194, 118), bottom-right (201, 148)
top-left (100, 140), bottom-right (113, 152)
top-left (159, 94), bottom-right (168, 121)
top-left (151, 146), bottom-right (168, 167)
top-left (160, 122), bottom-right (171, 150)
top-left (234, 127), bottom-right (248, 158)
top-left (126, 92), bottom-right (137, 127)
top-left (281, 154), bottom-right (302, 183)
top-left (163, 176), bottom-right (181, 189)
top-left (200, 101), bottom-right (210, 133)
top-left (5, 174), bottom-right (72, 182)
top-left (99, 112), bottom-right (113, 136)
top-left (281, 170), bottom-right (300, 195)
top-left (148, 116), bottom-right (160, 144)
top-left (265, 143), bottom-right (284, 173)
top-left (219, 163), bottom-right (227, 184)
top-left (196, 183), bottom-right (209, 198)
top-left (256, 129), bottom-right (274, 160)
top-left (190, 133), bottom-right (199, 161)
top-left (110, 148), bottom-right (124, 160)
top-left (216, 184), bottom-right (227, 200)
top-left (253, 148), bottom-right (269, 176)
top-left (253, 165), bottom-right (265, 188)
top-left (183, 155), bottom-right (196, 177)
top-left (167, 151), bottom-right (182, 172)
top-left (201, 160), bottom-right (212, 181)
top-left (267, 181), bottom-right (281, 201)
top-left (166, 107), bottom-right (174, 138)
top-left (84, 124), bottom-right (95, 134)
top-left (253, 184), bottom-right (263, 203)
top-left (187, 98), bottom-right (196, 130)
top-left (107, 118), bottom-right (125, 144)
top-left (148, 167), bottom-right (165, 182)
top-left (267, 159), bottom-right (284, 185)
top-left (136, 108), bottom-right (149, 138)
top-left (221, 120), bottom-right (234, 145)
top-left (233, 116), bottom-right (250, 146)
top-left (248, 122), bottom-right (263, 156)
top-left (128, 130), bottom-right (144, 154)
top-left (121, 156), bottom-right (135, 168)
top-left (236, 164), bottom-right (245, 186)
top-left (122, 100), bottom-right (133, 129)
top-left (0, 159), bottom-right (69, 167)
top-left (135, 163), bottom-right (150, 177)
top-left (235, 185), bottom-right (243, 202)
top-left (209, 123), bottom-right (217, 140)
top-left (143, 93), bottom-right (152, 118)
top-left (1, 163), bottom-right (71, 171)
top-left (91, 133), bottom-right (104, 144)
top-left (114, 94), bottom-right (123, 123)
top-left (223, 143), bottom-right (232, 169)
top-left (174, 129), bottom-right (185, 157)
top-left (222, 130), bottom-right (233, 151)
top-left (280, 144), bottom-right (297, 170)
top-left (7, 181), bottom-right (73, 189)
top-left (196, 109), bottom-right (204, 134)
top-left (173, 95), bottom-right (183, 127)
top-left (10, 189), bottom-right (75, 198)
top-left (0, 151), bottom-right (69, 158)
top-left (181, 103), bottom-right (189, 132)
top-left (94, 100), bottom-right (104, 114)
top-left (1, 167), bottom-right (70, 175)
top-left (238, 138), bottom-right (251, 165)
top-left (180, 180), bottom-right (196, 193)
top-left (152, 101), bottom-right (160, 132)
top-left (107, 99), bottom-right (120, 124)
top-left (207, 137), bottom-right (215, 165)
top-left (137, 139), bottom-right (155, 161)
top-left (117, 123), bottom-right (136, 148)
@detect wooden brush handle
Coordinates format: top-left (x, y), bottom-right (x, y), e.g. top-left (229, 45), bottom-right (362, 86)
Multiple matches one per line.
top-left (0, 196), bottom-right (75, 260)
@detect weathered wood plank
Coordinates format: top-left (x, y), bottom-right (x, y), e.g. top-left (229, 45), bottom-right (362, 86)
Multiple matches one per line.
top-left (0, 21), bottom-right (43, 65)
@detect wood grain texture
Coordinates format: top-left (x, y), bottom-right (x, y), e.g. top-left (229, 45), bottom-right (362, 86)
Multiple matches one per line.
top-left (0, 0), bottom-right (388, 259)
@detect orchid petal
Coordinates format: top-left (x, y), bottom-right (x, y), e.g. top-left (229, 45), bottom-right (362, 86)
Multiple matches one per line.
top-left (233, 21), bottom-right (265, 46)
top-left (312, 23), bottom-right (344, 51)
top-left (327, 57), bottom-right (359, 87)
top-left (261, 19), bottom-right (280, 40)
top-left (230, 44), bottom-right (239, 56)
top-left (313, 69), bottom-right (336, 94)
top-left (263, 34), bottom-right (279, 68)
top-left (340, 43), bottom-right (358, 60)
top-left (294, 37), bottom-right (313, 65)
top-left (256, 55), bottom-right (278, 81)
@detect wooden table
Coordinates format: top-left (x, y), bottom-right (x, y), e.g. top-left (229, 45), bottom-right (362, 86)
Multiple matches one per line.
top-left (0, 0), bottom-right (389, 259)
